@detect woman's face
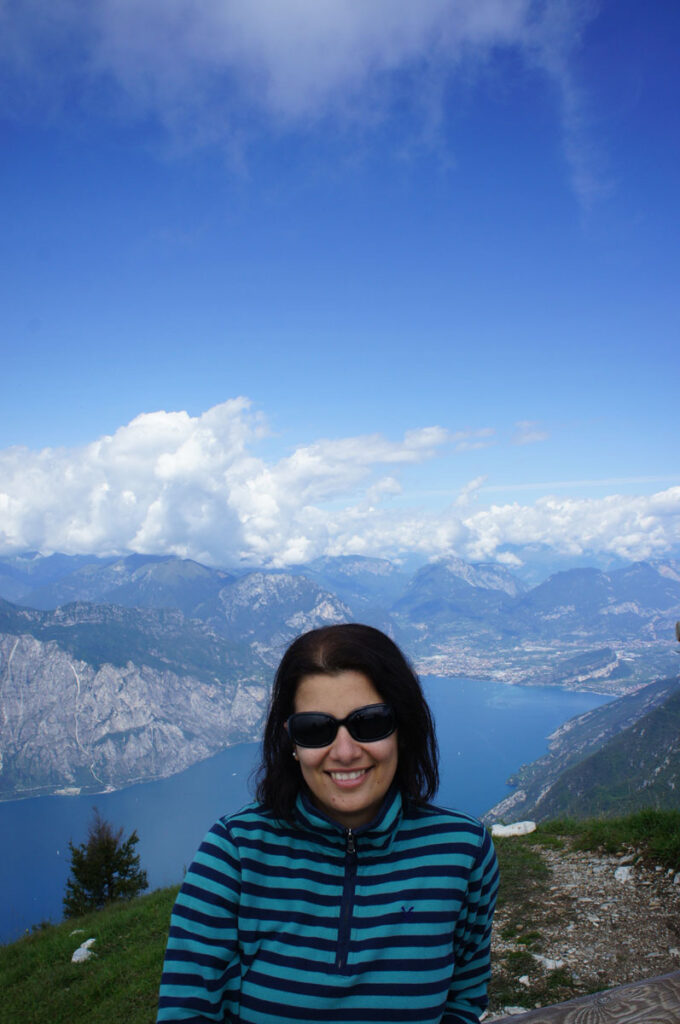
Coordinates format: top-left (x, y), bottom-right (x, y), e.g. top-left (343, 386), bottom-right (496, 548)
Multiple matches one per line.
top-left (291, 669), bottom-right (399, 829)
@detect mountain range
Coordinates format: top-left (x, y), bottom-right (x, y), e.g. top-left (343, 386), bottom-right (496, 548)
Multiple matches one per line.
top-left (1, 549), bottom-right (679, 803)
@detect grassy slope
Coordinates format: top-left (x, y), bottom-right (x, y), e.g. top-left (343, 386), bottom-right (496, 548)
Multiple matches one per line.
top-left (3, 810), bottom-right (680, 1024)
top-left (0, 886), bottom-right (178, 1024)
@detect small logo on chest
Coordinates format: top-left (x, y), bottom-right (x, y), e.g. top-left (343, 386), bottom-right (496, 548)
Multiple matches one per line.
top-left (401, 905), bottom-right (414, 916)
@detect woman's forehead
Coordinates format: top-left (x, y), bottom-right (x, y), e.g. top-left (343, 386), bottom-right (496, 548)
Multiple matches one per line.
top-left (293, 669), bottom-right (383, 715)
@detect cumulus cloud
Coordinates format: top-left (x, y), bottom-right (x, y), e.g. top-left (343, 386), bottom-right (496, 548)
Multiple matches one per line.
top-left (0, 0), bottom-right (598, 189)
top-left (1, 400), bottom-right (678, 567)
top-left (297, 485), bottom-right (680, 565)
top-left (0, 401), bottom-right (452, 566)
top-left (461, 490), bottom-right (680, 563)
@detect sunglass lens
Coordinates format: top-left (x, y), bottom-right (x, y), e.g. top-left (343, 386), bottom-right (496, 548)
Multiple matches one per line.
top-left (291, 714), bottom-right (335, 747)
top-left (351, 705), bottom-right (395, 742)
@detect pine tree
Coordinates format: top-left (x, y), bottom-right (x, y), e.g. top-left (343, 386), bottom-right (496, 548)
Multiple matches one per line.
top-left (63, 807), bottom-right (148, 918)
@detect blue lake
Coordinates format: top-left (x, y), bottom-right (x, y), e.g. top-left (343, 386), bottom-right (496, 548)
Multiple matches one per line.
top-left (0, 677), bottom-right (610, 944)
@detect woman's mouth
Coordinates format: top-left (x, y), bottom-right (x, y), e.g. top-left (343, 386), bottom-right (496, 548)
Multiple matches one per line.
top-left (328, 768), bottom-right (371, 784)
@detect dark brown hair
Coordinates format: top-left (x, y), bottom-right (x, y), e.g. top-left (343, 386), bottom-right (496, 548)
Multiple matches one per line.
top-left (255, 623), bottom-right (439, 820)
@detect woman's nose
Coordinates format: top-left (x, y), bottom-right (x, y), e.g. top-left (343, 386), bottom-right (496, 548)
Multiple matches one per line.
top-left (330, 725), bottom-right (361, 760)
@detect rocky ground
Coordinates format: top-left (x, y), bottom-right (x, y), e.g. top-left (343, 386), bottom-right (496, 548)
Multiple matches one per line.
top-left (486, 835), bottom-right (680, 1019)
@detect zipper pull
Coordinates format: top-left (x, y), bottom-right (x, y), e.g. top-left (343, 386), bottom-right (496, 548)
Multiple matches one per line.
top-left (346, 828), bottom-right (356, 854)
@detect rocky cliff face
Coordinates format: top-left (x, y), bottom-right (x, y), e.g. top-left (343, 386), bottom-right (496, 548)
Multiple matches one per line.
top-left (0, 607), bottom-right (267, 800)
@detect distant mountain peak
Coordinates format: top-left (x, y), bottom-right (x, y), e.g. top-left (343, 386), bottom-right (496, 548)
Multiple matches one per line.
top-left (424, 556), bottom-right (526, 596)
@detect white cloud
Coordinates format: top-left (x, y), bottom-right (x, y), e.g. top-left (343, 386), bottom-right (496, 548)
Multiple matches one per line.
top-left (1, 400), bottom-right (678, 568)
top-left (0, 401), bottom-right (451, 566)
top-left (522, 0), bottom-right (607, 206)
top-left (512, 420), bottom-right (549, 445)
top-left (455, 476), bottom-right (487, 508)
top-left (1, 0), bottom-right (598, 184)
top-left (461, 490), bottom-right (680, 563)
top-left (452, 428), bottom-right (496, 452)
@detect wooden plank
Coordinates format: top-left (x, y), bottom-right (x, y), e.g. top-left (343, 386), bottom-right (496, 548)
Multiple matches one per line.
top-left (490, 969), bottom-right (680, 1023)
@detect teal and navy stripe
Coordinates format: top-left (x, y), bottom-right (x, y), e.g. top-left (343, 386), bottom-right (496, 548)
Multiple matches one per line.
top-left (157, 789), bottom-right (498, 1023)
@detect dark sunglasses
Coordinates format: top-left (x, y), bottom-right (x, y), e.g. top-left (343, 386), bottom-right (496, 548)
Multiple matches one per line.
top-left (286, 703), bottom-right (396, 749)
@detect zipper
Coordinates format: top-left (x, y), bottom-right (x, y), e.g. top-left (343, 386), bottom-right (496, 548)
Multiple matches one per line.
top-left (335, 828), bottom-right (357, 972)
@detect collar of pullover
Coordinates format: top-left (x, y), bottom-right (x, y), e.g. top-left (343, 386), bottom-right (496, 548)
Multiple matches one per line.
top-left (294, 785), bottom-right (403, 853)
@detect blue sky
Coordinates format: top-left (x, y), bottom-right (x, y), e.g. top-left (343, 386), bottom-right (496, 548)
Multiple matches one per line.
top-left (1, 1), bottom-right (678, 568)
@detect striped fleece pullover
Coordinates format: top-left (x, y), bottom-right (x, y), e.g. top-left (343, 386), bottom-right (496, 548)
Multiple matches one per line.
top-left (157, 787), bottom-right (499, 1024)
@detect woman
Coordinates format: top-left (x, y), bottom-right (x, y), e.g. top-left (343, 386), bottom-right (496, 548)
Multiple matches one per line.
top-left (157, 624), bottom-right (499, 1024)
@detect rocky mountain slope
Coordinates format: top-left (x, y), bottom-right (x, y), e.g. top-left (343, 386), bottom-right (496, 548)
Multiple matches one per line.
top-left (0, 599), bottom-right (269, 799)
top-left (486, 675), bottom-right (680, 823)
top-left (3, 553), bottom-right (235, 614)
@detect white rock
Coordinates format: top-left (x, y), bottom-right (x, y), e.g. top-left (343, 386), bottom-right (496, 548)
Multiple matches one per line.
top-left (71, 947), bottom-right (94, 963)
top-left (491, 821), bottom-right (537, 838)
top-left (615, 866), bottom-right (634, 883)
top-left (518, 975), bottom-right (531, 987)
top-left (674, 873), bottom-right (680, 885)
top-left (533, 953), bottom-right (565, 971)
top-left (503, 1007), bottom-right (532, 1016)
top-left (71, 937), bottom-right (97, 963)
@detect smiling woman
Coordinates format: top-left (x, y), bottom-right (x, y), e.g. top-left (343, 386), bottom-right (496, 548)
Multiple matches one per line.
top-left (157, 624), bottom-right (499, 1024)
top-left (289, 672), bottom-right (400, 828)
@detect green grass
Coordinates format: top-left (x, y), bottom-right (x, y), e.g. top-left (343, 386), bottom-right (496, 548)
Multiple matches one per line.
top-left (547, 809), bottom-right (680, 869)
top-left (0, 886), bottom-right (178, 1024)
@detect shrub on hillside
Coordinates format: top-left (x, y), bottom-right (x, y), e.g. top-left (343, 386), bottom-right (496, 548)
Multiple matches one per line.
top-left (63, 808), bottom-right (148, 918)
